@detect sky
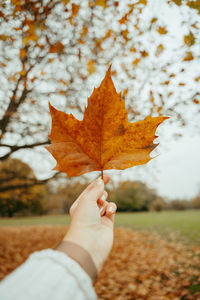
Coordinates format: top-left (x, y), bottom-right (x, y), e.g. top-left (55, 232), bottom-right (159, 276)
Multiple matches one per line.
top-left (126, 126), bottom-right (200, 200)
top-left (154, 133), bottom-right (200, 200)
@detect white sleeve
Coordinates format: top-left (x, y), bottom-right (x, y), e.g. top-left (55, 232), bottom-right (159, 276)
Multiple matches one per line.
top-left (0, 249), bottom-right (97, 300)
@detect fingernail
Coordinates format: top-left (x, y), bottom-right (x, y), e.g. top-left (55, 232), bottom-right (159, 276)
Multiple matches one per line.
top-left (101, 194), bottom-right (106, 201)
top-left (96, 178), bottom-right (103, 185)
top-left (108, 206), bottom-right (113, 213)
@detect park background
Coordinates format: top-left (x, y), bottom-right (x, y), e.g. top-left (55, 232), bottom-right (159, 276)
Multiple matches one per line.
top-left (0, 0), bottom-right (200, 299)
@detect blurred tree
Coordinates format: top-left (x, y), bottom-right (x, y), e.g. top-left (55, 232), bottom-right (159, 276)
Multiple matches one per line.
top-left (110, 180), bottom-right (157, 211)
top-left (0, 0), bottom-right (200, 178)
top-left (167, 199), bottom-right (190, 210)
top-left (150, 196), bottom-right (166, 211)
top-left (0, 158), bottom-right (47, 216)
top-left (191, 193), bottom-right (200, 209)
top-left (46, 180), bottom-right (88, 214)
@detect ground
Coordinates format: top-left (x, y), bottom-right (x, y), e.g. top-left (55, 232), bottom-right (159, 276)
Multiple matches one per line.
top-left (0, 211), bottom-right (200, 299)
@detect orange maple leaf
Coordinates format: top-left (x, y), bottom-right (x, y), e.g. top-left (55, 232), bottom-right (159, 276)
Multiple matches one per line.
top-left (46, 67), bottom-right (168, 177)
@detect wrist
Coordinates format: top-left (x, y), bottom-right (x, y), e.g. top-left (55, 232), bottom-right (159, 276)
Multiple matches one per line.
top-left (55, 240), bottom-right (97, 281)
top-left (63, 225), bottom-right (105, 273)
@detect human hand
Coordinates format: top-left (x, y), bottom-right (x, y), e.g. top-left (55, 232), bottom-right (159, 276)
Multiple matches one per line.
top-left (62, 175), bottom-right (117, 273)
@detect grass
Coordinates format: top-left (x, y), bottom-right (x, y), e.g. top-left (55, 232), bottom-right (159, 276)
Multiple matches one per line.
top-left (115, 210), bottom-right (200, 245)
top-left (0, 214), bottom-right (71, 226)
top-left (0, 210), bottom-right (200, 244)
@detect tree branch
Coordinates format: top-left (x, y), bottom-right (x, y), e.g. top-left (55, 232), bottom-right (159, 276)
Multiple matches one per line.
top-left (0, 140), bottom-right (50, 161)
top-left (0, 64), bottom-right (34, 140)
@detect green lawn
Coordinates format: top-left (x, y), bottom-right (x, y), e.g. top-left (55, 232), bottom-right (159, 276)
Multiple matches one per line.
top-left (0, 210), bottom-right (200, 244)
top-left (115, 210), bottom-right (200, 245)
top-left (0, 214), bottom-right (71, 226)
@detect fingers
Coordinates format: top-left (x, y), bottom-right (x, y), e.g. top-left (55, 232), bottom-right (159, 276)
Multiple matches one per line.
top-left (80, 175), bottom-right (110, 203)
top-left (101, 201), bottom-right (117, 228)
top-left (82, 175), bottom-right (110, 194)
top-left (99, 196), bottom-right (117, 218)
top-left (97, 190), bottom-right (108, 206)
top-left (98, 191), bottom-right (108, 216)
top-left (70, 175), bottom-right (110, 216)
top-left (105, 202), bottom-right (117, 217)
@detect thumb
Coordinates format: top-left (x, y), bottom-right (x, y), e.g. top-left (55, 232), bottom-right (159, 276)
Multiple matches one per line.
top-left (70, 177), bottom-right (105, 215)
top-left (80, 175), bottom-right (110, 200)
top-left (82, 177), bottom-right (104, 203)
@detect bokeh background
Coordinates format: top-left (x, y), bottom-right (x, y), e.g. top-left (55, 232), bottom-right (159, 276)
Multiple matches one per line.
top-left (0, 1), bottom-right (200, 299)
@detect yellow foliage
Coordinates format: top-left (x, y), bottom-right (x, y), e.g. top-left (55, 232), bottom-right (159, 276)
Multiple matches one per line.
top-left (157, 26), bottom-right (168, 35)
top-left (95, 0), bottom-right (107, 8)
top-left (183, 51), bottom-right (194, 61)
top-left (132, 58), bottom-right (141, 65)
top-left (184, 31), bottom-right (195, 46)
top-left (20, 48), bottom-right (27, 60)
top-left (0, 159), bottom-right (46, 217)
top-left (87, 60), bottom-right (96, 75)
top-left (155, 44), bottom-right (164, 56)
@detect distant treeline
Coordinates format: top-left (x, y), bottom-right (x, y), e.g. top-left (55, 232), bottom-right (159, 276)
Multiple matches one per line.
top-left (0, 158), bottom-right (200, 217)
top-left (47, 180), bottom-right (200, 214)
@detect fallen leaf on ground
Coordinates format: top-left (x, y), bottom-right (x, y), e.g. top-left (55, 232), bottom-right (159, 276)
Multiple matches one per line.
top-left (0, 226), bottom-right (199, 299)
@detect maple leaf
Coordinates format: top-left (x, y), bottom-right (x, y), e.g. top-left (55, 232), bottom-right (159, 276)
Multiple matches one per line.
top-left (46, 67), bottom-right (168, 177)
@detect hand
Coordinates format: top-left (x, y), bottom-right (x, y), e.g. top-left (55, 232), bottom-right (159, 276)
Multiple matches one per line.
top-left (63, 175), bottom-right (117, 273)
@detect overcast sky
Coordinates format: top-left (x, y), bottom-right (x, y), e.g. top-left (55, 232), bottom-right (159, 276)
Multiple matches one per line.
top-left (125, 125), bottom-right (200, 200)
top-left (156, 134), bottom-right (200, 200)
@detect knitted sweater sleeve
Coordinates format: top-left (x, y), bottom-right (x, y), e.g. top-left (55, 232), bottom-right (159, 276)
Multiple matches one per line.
top-left (0, 249), bottom-right (97, 300)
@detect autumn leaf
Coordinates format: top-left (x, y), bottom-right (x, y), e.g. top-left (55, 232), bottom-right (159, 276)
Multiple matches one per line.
top-left (151, 17), bottom-right (157, 24)
top-left (46, 67), bottom-right (168, 177)
top-left (20, 48), bottom-right (27, 61)
top-left (184, 31), bottom-right (195, 46)
top-left (169, 73), bottom-right (175, 78)
top-left (155, 44), bottom-right (164, 56)
top-left (49, 41), bottom-right (64, 54)
top-left (87, 60), bottom-right (96, 75)
top-left (138, 0), bottom-right (147, 4)
top-left (121, 29), bottom-right (129, 40)
top-left (140, 50), bottom-right (148, 57)
top-left (193, 99), bottom-right (199, 104)
top-left (132, 58), bottom-right (141, 65)
top-left (80, 25), bottom-right (88, 38)
top-left (72, 4), bottom-right (80, 16)
top-left (95, 0), bottom-right (107, 8)
top-left (1, 226), bottom-right (200, 299)
top-left (195, 76), bottom-right (200, 82)
top-left (172, 0), bottom-right (182, 6)
top-left (58, 90), bottom-right (66, 95)
top-left (157, 26), bottom-right (168, 35)
top-left (118, 6), bottom-right (134, 24)
top-left (61, 0), bottom-right (70, 5)
top-left (183, 51), bottom-right (194, 61)
top-left (0, 62), bottom-right (7, 68)
top-left (0, 35), bottom-right (11, 41)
